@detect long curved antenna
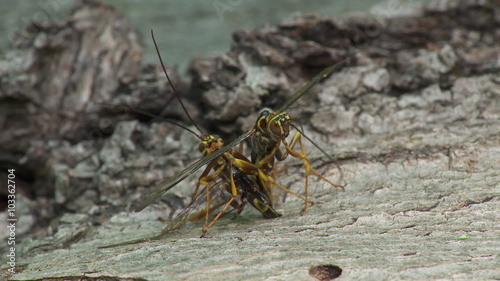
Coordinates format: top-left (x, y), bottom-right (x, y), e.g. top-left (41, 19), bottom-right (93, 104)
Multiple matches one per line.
top-left (98, 102), bottom-right (201, 140)
top-left (292, 124), bottom-right (335, 162)
top-left (275, 52), bottom-right (358, 113)
top-left (151, 29), bottom-right (203, 135)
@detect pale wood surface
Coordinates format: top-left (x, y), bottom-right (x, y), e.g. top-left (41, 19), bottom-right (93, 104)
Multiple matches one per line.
top-left (1, 0), bottom-right (498, 280)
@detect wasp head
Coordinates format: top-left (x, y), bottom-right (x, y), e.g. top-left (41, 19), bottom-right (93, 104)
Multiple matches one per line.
top-left (256, 110), bottom-right (292, 140)
top-left (199, 134), bottom-right (224, 156)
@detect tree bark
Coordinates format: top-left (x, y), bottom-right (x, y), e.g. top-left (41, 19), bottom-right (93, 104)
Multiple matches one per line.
top-left (1, 0), bottom-right (498, 280)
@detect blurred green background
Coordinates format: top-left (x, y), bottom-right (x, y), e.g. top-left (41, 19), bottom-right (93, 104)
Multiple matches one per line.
top-left (0, 0), bottom-right (429, 72)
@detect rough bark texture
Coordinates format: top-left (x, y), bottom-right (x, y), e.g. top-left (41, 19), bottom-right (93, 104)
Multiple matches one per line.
top-left (1, 0), bottom-right (499, 280)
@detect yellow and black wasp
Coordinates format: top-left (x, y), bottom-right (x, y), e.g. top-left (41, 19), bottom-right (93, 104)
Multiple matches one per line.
top-left (247, 58), bottom-right (356, 212)
top-left (133, 30), bottom-right (282, 239)
top-left (132, 32), bottom-right (356, 240)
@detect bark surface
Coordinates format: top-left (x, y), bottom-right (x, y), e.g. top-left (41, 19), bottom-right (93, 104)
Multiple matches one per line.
top-left (1, 0), bottom-right (499, 280)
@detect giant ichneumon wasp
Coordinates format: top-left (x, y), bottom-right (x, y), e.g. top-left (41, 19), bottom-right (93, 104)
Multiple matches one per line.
top-left (137, 30), bottom-right (282, 238)
top-left (134, 31), bottom-right (356, 237)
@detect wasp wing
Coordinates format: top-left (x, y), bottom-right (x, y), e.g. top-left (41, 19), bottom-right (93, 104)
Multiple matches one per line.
top-left (98, 179), bottom-right (226, 248)
top-left (275, 53), bottom-right (357, 113)
top-left (134, 129), bottom-right (255, 212)
top-left (155, 180), bottom-right (225, 239)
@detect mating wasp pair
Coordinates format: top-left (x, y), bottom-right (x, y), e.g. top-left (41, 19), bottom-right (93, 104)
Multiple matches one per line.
top-left (104, 30), bottom-right (354, 245)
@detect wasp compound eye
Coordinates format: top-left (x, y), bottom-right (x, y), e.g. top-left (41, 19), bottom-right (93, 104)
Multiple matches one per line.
top-left (269, 120), bottom-right (282, 135)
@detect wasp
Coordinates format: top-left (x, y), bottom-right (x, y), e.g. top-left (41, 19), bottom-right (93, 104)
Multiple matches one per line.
top-left (134, 33), bottom-right (355, 237)
top-left (248, 59), bottom-right (354, 212)
top-left (152, 133), bottom-right (283, 238)
top-left (133, 30), bottom-right (282, 238)
top-left (137, 54), bottom-right (355, 213)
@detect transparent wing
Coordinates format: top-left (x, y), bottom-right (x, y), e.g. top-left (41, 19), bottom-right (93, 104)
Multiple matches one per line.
top-left (134, 129), bottom-right (255, 212)
top-left (156, 180), bottom-right (225, 239)
top-left (275, 53), bottom-right (357, 113)
top-left (98, 180), bottom-right (226, 248)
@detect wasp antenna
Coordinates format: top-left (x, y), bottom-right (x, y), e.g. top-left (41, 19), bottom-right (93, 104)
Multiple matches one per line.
top-left (151, 29), bottom-right (203, 135)
top-left (99, 102), bottom-right (201, 140)
top-left (292, 124), bottom-right (335, 162)
top-left (276, 51), bottom-right (358, 113)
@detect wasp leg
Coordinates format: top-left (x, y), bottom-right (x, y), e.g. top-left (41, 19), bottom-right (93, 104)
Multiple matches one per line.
top-left (237, 139), bottom-right (245, 154)
top-left (200, 197), bottom-right (235, 238)
top-left (156, 180), bottom-right (226, 239)
top-left (240, 153), bottom-right (313, 211)
top-left (157, 161), bottom-right (223, 225)
top-left (270, 161), bottom-right (288, 203)
top-left (200, 160), bottom-right (240, 237)
top-left (157, 217), bottom-right (172, 222)
top-left (190, 158), bottom-right (225, 202)
top-left (188, 200), bottom-right (228, 222)
top-left (284, 131), bottom-right (344, 213)
top-left (257, 168), bottom-right (312, 206)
